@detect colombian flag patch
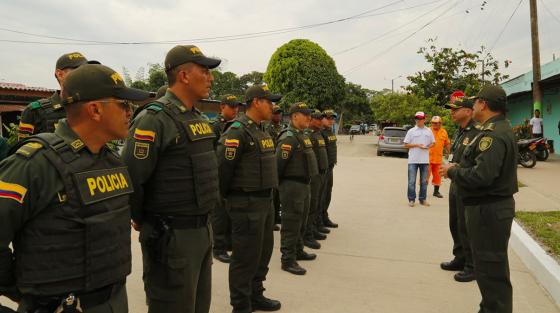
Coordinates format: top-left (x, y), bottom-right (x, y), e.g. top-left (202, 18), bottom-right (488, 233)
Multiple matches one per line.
top-left (134, 129), bottom-right (156, 142)
top-left (0, 180), bottom-right (27, 204)
top-left (224, 139), bottom-right (240, 147)
top-left (18, 122), bottom-right (34, 134)
top-left (281, 144), bottom-right (292, 151)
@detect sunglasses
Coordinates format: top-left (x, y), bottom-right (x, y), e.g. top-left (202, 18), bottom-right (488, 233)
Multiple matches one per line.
top-left (97, 99), bottom-right (133, 112)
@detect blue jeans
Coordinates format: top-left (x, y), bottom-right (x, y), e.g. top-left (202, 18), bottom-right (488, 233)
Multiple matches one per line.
top-left (408, 163), bottom-right (428, 201)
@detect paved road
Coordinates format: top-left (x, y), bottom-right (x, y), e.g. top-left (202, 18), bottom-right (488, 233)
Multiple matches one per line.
top-left (2, 134), bottom-right (558, 312)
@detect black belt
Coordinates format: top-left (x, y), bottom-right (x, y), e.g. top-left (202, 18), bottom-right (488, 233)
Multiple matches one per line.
top-left (283, 176), bottom-right (310, 184)
top-left (231, 189), bottom-right (272, 198)
top-left (25, 281), bottom-right (122, 311)
top-left (145, 213), bottom-right (208, 229)
top-left (463, 195), bottom-right (512, 206)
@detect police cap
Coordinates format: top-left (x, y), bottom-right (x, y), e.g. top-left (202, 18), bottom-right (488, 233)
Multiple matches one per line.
top-left (165, 45), bottom-right (221, 71)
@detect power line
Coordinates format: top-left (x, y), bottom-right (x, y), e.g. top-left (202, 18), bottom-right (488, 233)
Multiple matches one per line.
top-left (343, 0), bottom-right (461, 75)
top-left (0, 0), bottom-right (408, 46)
top-left (333, 0), bottom-right (445, 56)
top-left (488, 0), bottom-right (524, 53)
top-left (540, 0), bottom-right (560, 25)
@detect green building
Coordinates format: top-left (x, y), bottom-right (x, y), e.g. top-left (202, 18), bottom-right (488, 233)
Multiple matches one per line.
top-left (501, 59), bottom-right (560, 154)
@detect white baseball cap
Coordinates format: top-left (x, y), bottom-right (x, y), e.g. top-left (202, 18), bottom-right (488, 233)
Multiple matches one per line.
top-left (414, 111), bottom-right (426, 119)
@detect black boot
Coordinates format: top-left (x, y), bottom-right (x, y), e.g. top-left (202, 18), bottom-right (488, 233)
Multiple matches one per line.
top-left (213, 250), bottom-right (231, 263)
top-left (251, 294), bottom-right (281, 311)
top-left (296, 250), bottom-right (317, 261)
top-left (281, 261), bottom-right (307, 275)
top-left (313, 230), bottom-right (327, 240)
top-left (440, 258), bottom-right (464, 271)
top-left (324, 217), bottom-right (338, 228)
top-left (433, 185), bottom-right (443, 198)
top-left (454, 268), bottom-right (475, 282)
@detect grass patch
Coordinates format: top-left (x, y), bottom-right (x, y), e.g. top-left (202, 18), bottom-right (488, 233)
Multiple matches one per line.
top-left (516, 211), bottom-right (560, 257)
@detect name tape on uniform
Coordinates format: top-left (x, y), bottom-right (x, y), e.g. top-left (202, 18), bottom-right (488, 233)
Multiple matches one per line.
top-left (74, 167), bottom-right (134, 205)
top-left (184, 120), bottom-right (216, 141)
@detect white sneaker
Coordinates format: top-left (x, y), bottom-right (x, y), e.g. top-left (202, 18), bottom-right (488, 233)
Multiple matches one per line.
top-left (408, 201), bottom-right (415, 207)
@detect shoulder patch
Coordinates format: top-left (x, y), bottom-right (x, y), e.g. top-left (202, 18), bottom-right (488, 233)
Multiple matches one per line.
top-left (0, 180), bottom-right (28, 204)
top-left (30, 101), bottom-right (41, 110)
top-left (484, 123), bottom-right (495, 131)
top-left (16, 142), bottom-right (44, 158)
top-left (478, 137), bottom-right (493, 151)
top-left (134, 129), bottom-right (156, 142)
top-left (146, 103), bottom-right (163, 112)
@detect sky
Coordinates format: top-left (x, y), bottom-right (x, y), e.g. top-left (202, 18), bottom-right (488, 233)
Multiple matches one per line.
top-left (0, 0), bottom-right (559, 93)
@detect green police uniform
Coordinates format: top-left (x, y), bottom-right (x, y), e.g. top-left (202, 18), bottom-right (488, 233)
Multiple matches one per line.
top-left (447, 119), bottom-right (479, 273)
top-left (0, 63), bottom-right (150, 313)
top-left (122, 91), bottom-right (219, 313)
top-left (448, 86), bottom-right (518, 313)
top-left (217, 85), bottom-right (281, 313)
top-left (0, 137), bottom-right (9, 162)
top-left (17, 52), bottom-right (97, 142)
top-left (267, 105), bottom-right (286, 226)
top-left (320, 110), bottom-right (338, 229)
top-left (304, 111), bottom-right (329, 247)
top-left (276, 114), bottom-right (319, 270)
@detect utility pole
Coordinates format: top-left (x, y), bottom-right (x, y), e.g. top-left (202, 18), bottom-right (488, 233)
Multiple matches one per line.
top-left (530, 0), bottom-right (542, 112)
top-left (391, 75), bottom-right (402, 93)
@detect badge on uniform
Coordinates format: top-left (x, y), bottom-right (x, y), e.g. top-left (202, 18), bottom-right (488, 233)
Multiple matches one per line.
top-left (225, 147), bottom-right (236, 160)
top-left (134, 142), bottom-right (150, 159)
top-left (281, 150), bottom-right (289, 159)
top-left (462, 137), bottom-right (470, 145)
top-left (479, 137), bottom-right (493, 151)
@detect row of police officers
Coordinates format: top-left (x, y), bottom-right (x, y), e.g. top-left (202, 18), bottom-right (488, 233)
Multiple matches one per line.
top-left (0, 45), bottom-right (340, 313)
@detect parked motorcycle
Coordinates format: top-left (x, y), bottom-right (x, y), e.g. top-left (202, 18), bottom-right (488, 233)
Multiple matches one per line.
top-left (517, 139), bottom-right (537, 168)
top-left (534, 137), bottom-right (550, 161)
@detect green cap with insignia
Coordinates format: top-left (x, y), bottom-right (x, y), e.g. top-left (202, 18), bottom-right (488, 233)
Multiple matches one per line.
top-left (245, 85), bottom-right (282, 103)
top-left (164, 45), bottom-right (221, 71)
top-left (62, 64), bottom-right (151, 105)
top-left (311, 109), bottom-right (325, 119)
top-left (221, 94), bottom-right (242, 106)
top-left (323, 109), bottom-right (337, 118)
top-left (473, 85), bottom-right (507, 106)
top-left (272, 105), bottom-right (283, 114)
top-left (288, 102), bottom-right (312, 115)
top-left (156, 85), bottom-right (168, 98)
top-left (445, 97), bottom-right (474, 109)
top-left (56, 52), bottom-right (99, 70)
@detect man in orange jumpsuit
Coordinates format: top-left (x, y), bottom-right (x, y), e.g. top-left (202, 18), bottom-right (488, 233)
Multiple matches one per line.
top-left (428, 116), bottom-right (450, 198)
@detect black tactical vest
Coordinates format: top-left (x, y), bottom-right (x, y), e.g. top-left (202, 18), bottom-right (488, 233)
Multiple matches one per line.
top-left (280, 129), bottom-right (319, 180)
top-left (14, 133), bottom-right (132, 295)
top-left (230, 118), bottom-right (278, 191)
top-left (308, 129), bottom-right (329, 172)
top-left (322, 128), bottom-right (338, 166)
top-left (35, 98), bottom-right (67, 133)
top-left (142, 99), bottom-right (219, 216)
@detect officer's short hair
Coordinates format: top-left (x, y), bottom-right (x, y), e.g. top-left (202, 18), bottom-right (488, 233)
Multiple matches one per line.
top-left (166, 63), bottom-right (193, 87)
top-left (481, 98), bottom-right (506, 115)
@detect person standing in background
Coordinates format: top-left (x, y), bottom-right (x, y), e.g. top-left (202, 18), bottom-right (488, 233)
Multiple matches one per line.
top-left (529, 109), bottom-right (543, 138)
top-left (427, 116), bottom-right (450, 198)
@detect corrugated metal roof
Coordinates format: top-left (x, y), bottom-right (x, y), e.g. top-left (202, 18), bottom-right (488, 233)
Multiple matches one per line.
top-left (501, 59), bottom-right (560, 96)
top-left (0, 82), bottom-right (55, 93)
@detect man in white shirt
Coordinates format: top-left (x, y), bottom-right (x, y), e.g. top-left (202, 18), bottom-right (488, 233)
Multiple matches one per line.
top-left (529, 109), bottom-right (543, 138)
top-left (403, 111), bottom-right (435, 207)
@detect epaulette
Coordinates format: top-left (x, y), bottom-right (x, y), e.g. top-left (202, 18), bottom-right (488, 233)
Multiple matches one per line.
top-left (30, 101), bottom-right (41, 110)
top-left (145, 103), bottom-right (163, 113)
top-left (483, 123), bottom-right (495, 131)
top-left (286, 130), bottom-right (295, 137)
top-left (474, 124), bottom-right (483, 130)
top-left (230, 121), bottom-right (242, 129)
top-left (15, 141), bottom-right (44, 158)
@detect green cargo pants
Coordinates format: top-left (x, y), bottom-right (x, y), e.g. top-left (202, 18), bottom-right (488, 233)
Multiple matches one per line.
top-left (320, 167), bottom-right (334, 222)
top-left (279, 180), bottom-right (310, 264)
top-left (227, 193), bottom-right (274, 313)
top-left (449, 182), bottom-right (473, 270)
top-left (465, 197), bottom-right (515, 313)
top-left (212, 197), bottom-right (232, 252)
top-left (140, 223), bottom-right (212, 313)
top-left (305, 174), bottom-right (324, 240)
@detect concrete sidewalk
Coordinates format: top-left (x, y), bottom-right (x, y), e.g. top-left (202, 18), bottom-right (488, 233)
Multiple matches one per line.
top-left (516, 156), bottom-right (560, 212)
top-left (1, 135), bottom-right (558, 312)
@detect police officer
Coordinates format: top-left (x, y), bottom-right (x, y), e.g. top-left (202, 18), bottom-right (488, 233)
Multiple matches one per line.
top-left (0, 64), bottom-right (150, 312)
top-left (211, 94), bottom-right (242, 263)
top-left (320, 109), bottom-right (339, 230)
top-left (441, 85), bottom-right (518, 313)
top-left (267, 105), bottom-right (285, 229)
top-left (276, 102), bottom-right (318, 275)
top-left (304, 110), bottom-right (329, 249)
top-left (217, 85), bottom-right (281, 313)
top-left (17, 52), bottom-right (98, 141)
top-left (440, 96), bottom-right (479, 283)
top-left (122, 45), bottom-right (221, 313)
top-left (155, 84), bottom-right (168, 99)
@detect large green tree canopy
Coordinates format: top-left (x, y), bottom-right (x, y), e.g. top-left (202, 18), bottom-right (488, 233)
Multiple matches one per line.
top-left (264, 39), bottom-right (345, 110)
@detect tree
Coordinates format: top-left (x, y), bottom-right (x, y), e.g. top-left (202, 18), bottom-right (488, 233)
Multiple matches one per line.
top-left (239, 71), bottom-right (264, 89)
top-left (123, 63), bottom-right (167, 92)
top-left (264, 39), bottom-right (345, 110)
top-left (339, 82), bottom-right (374, 126)
top-left (406, 39), bottom-right (509, 106)
top-left (210, 70), bottom-right (244, 99)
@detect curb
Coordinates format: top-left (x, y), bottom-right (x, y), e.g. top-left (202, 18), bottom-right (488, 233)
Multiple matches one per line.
top-left (510, 220), bottom-right (560, 307)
